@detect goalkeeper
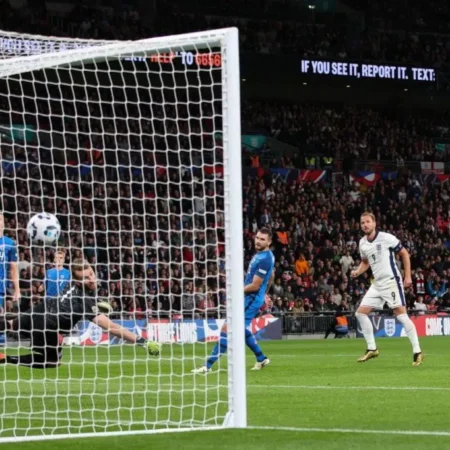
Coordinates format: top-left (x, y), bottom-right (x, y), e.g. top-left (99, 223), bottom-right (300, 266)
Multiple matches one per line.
top-left (0, 259), bottom-right (160, 369)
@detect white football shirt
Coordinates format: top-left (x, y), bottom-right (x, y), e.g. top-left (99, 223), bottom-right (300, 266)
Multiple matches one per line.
top-left (359, 231), bottom-right (403, 287)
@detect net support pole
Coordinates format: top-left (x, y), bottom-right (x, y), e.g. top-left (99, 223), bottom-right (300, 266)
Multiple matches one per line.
top-left (222, 27), bottom-right (247, 428)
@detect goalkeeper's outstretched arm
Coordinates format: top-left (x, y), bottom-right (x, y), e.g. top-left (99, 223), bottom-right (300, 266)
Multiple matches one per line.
top-left (92, 314), bottom-right (160, 355)
top-left (93, 314), bottom-right (140, 343)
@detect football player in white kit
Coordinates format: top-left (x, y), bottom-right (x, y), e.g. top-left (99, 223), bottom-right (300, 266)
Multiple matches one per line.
top-left (351, 212), bottom-right (423, 366)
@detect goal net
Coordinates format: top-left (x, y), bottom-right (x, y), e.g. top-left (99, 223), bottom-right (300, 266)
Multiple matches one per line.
top-left (0, 28), bottom-right (245, 442)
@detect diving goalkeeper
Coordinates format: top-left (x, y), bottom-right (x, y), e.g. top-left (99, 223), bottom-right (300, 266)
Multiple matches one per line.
top-left (0, 259), bottom-right (160, 369)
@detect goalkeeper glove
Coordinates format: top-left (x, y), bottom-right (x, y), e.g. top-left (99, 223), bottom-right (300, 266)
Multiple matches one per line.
top-left (136, 337), bottom-right (161, 356)
top-left (96, 301), bottom-right (113, 314)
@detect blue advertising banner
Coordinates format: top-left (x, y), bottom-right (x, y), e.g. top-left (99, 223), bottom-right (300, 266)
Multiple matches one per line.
top-left (74, 315), bottom-right (282, 346)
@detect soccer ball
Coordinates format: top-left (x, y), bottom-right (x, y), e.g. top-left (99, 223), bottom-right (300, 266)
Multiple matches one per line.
top-left (27, 212), bottom-right (61, 244)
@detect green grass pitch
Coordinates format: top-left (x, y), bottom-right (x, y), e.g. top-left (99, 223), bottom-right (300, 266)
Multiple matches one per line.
top-left (2, 337), bottom-right (450, 449)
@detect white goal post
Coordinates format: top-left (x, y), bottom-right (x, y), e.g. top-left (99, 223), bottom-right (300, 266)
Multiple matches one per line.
top-left (0, 27), bottom-right (245, 442)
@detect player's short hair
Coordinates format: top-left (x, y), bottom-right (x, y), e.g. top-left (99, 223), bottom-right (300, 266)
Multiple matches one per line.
top-left (72, 258), bottom-right (90, 276)
top-left (360, 211), bottom-right (376, 222)
top-left (257, 227), bottom-right (272, 239)
top-left (55, 249), bottom-right (66, 256)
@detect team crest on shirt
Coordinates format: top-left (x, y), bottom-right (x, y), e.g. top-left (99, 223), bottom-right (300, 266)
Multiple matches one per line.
top-left (376, 243), bottom-right (382, 255)
top-left (384, 318), bottom-right (396, 337)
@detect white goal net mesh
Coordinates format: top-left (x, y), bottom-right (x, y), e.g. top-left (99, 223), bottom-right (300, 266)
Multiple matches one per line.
top-left (0, 28), bottom-right (242, 440)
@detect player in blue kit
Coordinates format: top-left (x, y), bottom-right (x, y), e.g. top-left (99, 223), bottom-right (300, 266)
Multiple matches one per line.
top-left (192, 228), bottom-right (275, 373)
top-left (0, 213), bottom-right (20, 313)
top-left (39, 250), bottom-right (71, 298)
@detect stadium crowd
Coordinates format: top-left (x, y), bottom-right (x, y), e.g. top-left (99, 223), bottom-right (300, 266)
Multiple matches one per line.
top-left (1, 89), bottom-right (450, 319)
top-left (248, 174), bottom-right (450, 316)
top-left (5, 144), bottom-right (450, 318)
top-left (242, 102), bottom-right (450, 165)
top-left (0, 0), bottom-right (449, 322)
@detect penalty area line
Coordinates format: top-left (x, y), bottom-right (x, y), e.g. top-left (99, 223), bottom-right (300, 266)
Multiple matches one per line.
top-left (249, 425), bottom-right (450, 437)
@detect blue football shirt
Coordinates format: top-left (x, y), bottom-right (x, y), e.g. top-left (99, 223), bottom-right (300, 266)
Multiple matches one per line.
top-left (244, 249), bottom-right (275, 308)
top-left (45, 267), bottom-right (71, 298)
top-left (0, 236), bottom-right (18, 295)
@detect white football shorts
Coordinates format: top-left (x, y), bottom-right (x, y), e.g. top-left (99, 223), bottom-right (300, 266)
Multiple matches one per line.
top-left (360, 279), bottom-right (406, 310)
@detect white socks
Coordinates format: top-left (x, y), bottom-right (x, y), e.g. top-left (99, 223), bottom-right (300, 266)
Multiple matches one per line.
top-left (356, 312), bottom-right (421, 354)
top-left (355, 312), bottom-right (376, 351)
top-left (396, 314), bottom-right (422, 354)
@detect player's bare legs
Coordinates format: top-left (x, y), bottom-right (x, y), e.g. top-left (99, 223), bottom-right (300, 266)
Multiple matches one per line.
top-left (393, 306), bottom-right (423, 366)
top-left (355, 305), bottom-right (379, 362)
top-left (192, 319), bottom-right (269, 373)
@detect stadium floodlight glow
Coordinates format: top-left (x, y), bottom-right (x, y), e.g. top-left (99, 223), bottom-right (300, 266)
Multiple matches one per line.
top-left (0, 27), bottom-right (245, 442)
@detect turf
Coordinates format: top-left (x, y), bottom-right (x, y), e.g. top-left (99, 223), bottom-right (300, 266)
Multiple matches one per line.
top-left (2, 337), bottom-right (450, 449)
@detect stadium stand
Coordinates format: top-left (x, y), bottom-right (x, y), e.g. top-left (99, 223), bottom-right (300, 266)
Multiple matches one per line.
top-left (0, 0), bottom-right (449, 328)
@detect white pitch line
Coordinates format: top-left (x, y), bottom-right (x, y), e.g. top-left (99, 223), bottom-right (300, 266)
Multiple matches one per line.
top-left (249, 385), bottom-right (450, 392)
top-left (2, 381), bottom-right (450, 392)
top-left (0, 352), bottom-right (442, 366)
top-left (275, 353), bottom-right (442, 357)
top-left (1, 353), bottom-right (436, 366)
top-left (249, 425), bottom-right (450, 437)
top-left (1, 424), bottom-right (450, 444)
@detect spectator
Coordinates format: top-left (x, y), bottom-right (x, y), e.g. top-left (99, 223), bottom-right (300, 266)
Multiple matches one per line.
top-left (428, 278), bottom-right (447, 299)
top-left (331, 288), bottom-right (343, 307)
top-left (292, 300), bottom-right (305, 316)
top-left (428, 298), bottom-right (438, 312)
top-left (263, 297), bottom-right (277, 314)
top-left (414, 295), bottom-right (428, 314)
top-left (294, 253), bottom-right (308, 276)
top-left (414, 268), bottom-right (426, 296)
top-left (197, 293), bottom-right (216, 318)
top-left (272, 279), bottom-right (284, 298)
top-left (284, 285), bottom-right (295, 303)
top-left (340, 251), bottom-right (354, 276)
top-left (181, 285), bottom-right (196, 318)
top-left (314, 297), bottom-right (329, 313)
top-left (273, 298), bottom-right (286, 315)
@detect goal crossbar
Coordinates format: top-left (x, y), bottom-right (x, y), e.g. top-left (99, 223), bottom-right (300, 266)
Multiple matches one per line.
top-left (0, 28), bottom-right (234, 78)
